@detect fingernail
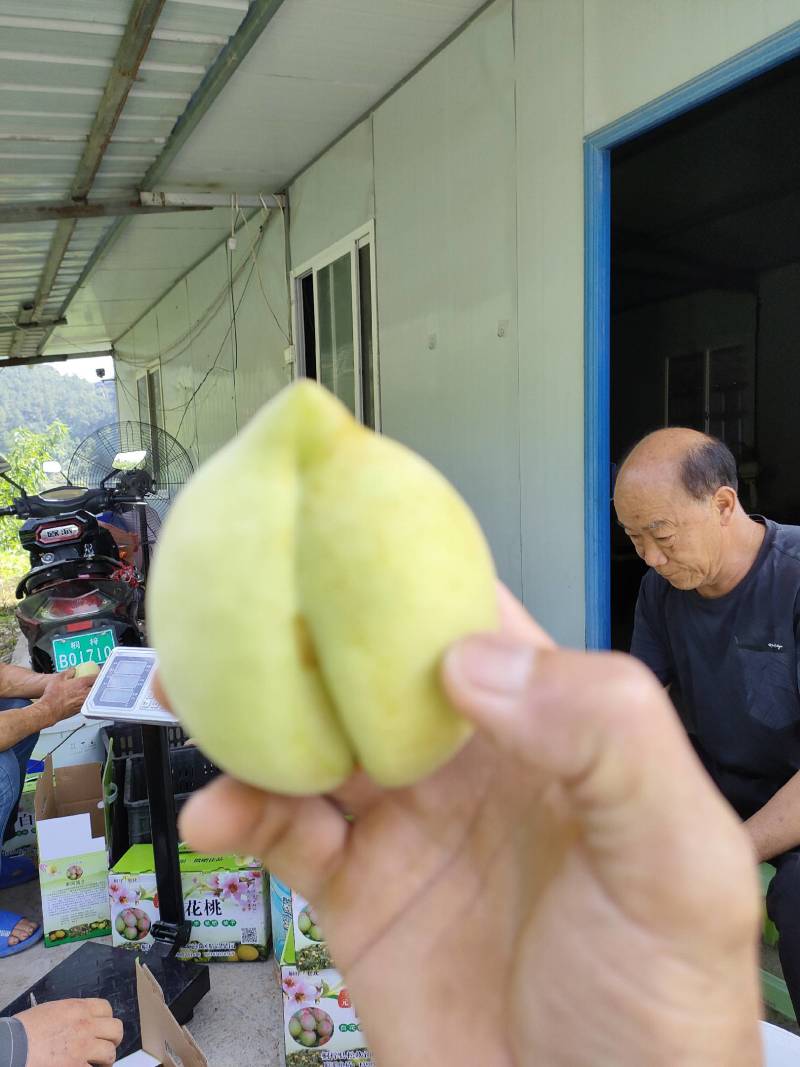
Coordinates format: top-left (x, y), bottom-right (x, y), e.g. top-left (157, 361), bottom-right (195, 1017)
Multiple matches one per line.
top-left (445, 634), bottom-right (535, 697)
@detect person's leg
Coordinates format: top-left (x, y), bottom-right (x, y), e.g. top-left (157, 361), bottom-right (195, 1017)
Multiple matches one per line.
top-left (766, 850), bottom-right (800, 1019)
top-left (0, 698), bottom-right (40, 947)
top-left (0, 698), bottom-right (37, 851)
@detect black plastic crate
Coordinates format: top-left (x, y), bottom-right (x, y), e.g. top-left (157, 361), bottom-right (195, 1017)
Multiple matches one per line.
top-left (123, 746), bottom-right (219, 846)
top-left (102, 723), bottom-right (187, 761)
top-left (103, 724), bottom-right (190, 862)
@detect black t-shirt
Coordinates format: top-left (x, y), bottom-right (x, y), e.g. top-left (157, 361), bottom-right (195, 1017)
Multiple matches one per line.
top-left (631, 517), bottom-right (800, 818)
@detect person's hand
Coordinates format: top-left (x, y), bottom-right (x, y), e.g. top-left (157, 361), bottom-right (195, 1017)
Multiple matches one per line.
top-left (38, 669), bottom-right (95, 726)
top-left (15, 998), bottom-right (123, 1066)
top-left (176, 586), bottom-right (763, 1066)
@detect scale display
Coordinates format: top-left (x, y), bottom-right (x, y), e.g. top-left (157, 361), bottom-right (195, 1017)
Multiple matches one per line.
top-left (82, 646), bottom-right (179, 726)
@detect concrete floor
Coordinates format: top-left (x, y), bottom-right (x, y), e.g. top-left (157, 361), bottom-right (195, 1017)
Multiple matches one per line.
top-left (0, 878), bottom-right (285, 1065)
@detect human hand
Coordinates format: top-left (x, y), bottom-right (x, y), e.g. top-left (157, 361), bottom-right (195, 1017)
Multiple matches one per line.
top-left (38, 668), bottom-right (95, 726)
top-left (176, 586), bottom-right (763, 1067)
top-left (15, 998), bottom-right (123, 1066)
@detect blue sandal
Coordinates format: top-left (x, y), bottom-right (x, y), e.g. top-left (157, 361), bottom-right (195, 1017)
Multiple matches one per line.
top-left (0, 910), bottom-right (43, 958)
top-left (0, 854), bottom-right (36, 890)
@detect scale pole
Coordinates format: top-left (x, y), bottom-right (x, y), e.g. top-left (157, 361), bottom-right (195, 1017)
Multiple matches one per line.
top-left (141, 724), bottom-right (191, 950)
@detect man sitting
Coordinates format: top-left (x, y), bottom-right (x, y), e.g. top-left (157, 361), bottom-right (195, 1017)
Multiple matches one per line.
top-left (0, 664), bottom-right (94, 956)
top-left (615, 428), bottom-right (800, 1017)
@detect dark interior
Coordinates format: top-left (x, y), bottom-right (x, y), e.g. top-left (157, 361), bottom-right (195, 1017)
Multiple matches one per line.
top-left (611, 55), bottom-right (800, 650)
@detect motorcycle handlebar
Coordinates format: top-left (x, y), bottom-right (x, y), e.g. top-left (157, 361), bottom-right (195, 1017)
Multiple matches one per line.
top-left (0, 487), bottom-right (150, 521)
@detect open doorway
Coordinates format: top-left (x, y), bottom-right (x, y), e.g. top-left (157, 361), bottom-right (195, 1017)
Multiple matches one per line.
top-left (607, 55), bottom-right (800, 651)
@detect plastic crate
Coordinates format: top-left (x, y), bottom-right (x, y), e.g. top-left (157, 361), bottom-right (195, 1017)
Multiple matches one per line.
top-left (123, 746), bottom-right (219, 846)
top-left (101, 723), bottom-right (187, 761)
top-left (103, 724), bottom-right (188, 864)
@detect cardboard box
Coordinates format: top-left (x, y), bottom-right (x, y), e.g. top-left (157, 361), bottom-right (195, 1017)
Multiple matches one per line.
top-left (32, 713), bottom-right (111, 768)
top-left (280, 889), bottom-right (374, 1065)
top-left (110, 844), bottom-right (270, 963)
top-left (270, 874), bottom-right (293, 966)
top-left (35, 755), bottom-right (113, 946)
top-left (3, 771), bottom-right (40, 861)
top-left (116, 959), bottom-right (207, 1067)
top-left (292, 889), bottom-right (334, 972)
top-left (281, 967), bottom-right (374, 1066)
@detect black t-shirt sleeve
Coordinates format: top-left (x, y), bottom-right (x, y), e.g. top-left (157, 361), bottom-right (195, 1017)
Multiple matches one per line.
top-left (630, 573), bottom-right (674, 686)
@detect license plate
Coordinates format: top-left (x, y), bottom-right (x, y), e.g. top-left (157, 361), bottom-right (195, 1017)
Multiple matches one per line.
top-left (51, 629), bottom-right (116, 672)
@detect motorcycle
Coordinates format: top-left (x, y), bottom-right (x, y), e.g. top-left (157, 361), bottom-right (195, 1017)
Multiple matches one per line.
top-left (0, 451), bottom-right (155, 674)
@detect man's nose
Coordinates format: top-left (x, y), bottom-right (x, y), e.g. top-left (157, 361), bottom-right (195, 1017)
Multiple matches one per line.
top-left (643, 544), bottom-right (668, 568)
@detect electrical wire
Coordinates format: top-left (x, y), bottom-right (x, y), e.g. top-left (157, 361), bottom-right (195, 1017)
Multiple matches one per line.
top-left (173, 244), bottom-right (261, 442)
top-left (114, 219), bottom-right (268, 371)
top-left (237, 208), bottom-right (291, 344)
top-left (228, 242), bottom-right (239, 433)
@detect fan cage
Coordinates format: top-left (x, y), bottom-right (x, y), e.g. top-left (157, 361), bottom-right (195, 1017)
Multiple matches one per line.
top-left (67, 421), bottom-right (194, 522)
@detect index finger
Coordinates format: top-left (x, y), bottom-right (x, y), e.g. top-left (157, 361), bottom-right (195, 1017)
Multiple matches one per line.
top-left (496, 581), bottom-right (556, 650)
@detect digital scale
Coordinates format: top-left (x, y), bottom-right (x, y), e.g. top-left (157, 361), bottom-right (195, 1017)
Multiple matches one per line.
top-left (2, 646), bottom-right (210, 1057)
top-left (82, 645), bottom-right (180, 727)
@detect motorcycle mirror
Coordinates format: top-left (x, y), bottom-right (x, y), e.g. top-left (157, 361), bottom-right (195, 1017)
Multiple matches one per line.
top-left (0, 454), bottom-right (10, 475)
top-left (112, 450), bottom-right (147, 471)
top-left (42, 460), bottom-right (62, 475)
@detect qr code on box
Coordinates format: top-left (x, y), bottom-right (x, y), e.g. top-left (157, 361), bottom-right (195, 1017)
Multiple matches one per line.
top-left (241, 927), bottom-right (258, 943)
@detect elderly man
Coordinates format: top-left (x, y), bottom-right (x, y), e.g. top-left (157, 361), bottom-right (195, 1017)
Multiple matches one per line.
top-left (614, 427), bottom-right (800, 1014)
top-left (0, 663), bottom-right (94, 956)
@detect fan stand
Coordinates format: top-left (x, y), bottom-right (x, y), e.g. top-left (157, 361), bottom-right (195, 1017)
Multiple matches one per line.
top-left (0, 725), bottom-right (210, 1058)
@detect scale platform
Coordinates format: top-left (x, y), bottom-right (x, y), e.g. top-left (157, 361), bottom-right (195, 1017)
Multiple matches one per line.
top-left (1, 942), bottom-right (210, 1059)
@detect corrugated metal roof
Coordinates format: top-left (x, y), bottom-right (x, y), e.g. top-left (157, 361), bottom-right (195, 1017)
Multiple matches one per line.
top-left (0, 0), bottom-right (488, 362)
top-left (0, 0), bottom-right (245, 359)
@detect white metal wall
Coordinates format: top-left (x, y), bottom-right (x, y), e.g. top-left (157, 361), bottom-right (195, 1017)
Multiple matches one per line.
top-left (115, 210), bottom-right (290, 466)
top-left (117, 0), bottom-right (800, 647)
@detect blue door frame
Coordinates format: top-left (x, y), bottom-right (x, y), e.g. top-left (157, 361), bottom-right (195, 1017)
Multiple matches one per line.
top-left (584, 21), bottom-right (800, 650)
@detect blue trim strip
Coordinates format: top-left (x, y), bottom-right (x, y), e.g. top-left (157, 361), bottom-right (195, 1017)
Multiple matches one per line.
top-left (584, 142), bottom-right (611, 650)
top-left (583, 19), bottom-right (800, 650)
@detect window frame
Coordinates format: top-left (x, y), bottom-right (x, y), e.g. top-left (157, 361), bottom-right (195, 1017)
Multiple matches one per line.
top-left (135, 363), bottom-right (163, 429)
top-left (291, 221), bottom-right (381, 430)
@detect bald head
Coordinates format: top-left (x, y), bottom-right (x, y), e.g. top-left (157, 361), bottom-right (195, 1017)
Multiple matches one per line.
top-left (614, 430), bottom-right (743, 592)
top-left (616, 429), bottom-right (738, 502)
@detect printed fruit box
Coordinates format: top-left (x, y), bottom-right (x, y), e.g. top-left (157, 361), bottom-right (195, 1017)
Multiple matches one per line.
top-left (35, 755), bottom-right (114, 947)
top-left (281, 967), bottom-right (374, 1067)
top-left (271, 874), bottom-right (293, 966)
top-left (292, 890), bottom-right (333, 972)
top-left (109, 844), bottom-right (270, 963)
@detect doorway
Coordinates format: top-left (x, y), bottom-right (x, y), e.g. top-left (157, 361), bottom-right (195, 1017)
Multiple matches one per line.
top-left (584, 24), bottom-right (800, 651)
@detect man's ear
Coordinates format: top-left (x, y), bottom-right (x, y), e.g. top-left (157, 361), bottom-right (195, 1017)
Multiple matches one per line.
top-left (714, 486), bottom-right (738, 525)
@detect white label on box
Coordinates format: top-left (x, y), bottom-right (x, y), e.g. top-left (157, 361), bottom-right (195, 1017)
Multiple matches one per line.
top-left (38, 812), bottom-right (105, 862)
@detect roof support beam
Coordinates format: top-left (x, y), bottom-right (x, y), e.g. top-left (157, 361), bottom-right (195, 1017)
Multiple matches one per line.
top-left (139, 0), bottom-right (287, 190)
top-left (141, 190), bottom-right (284, 209)
top-left (0, 199), bottom-right (212, 225)
top-left (0, 317), bottom-right (66, 333)
top-left (30, 0), bottom-right (167, 325)
top-left (39, 0), bottom-right (289, 356)
top-left (0, 349), bottom-right (114, 369)
top-left (9, 302), bottom-right (33, 357)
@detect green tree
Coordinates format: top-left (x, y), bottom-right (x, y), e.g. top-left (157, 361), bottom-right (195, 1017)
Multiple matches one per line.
top-left (0, 365), bottom-right (116, 450)
top-left (0, 423), bottom-right (70, 554)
